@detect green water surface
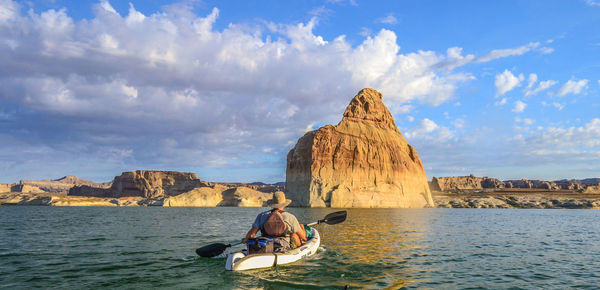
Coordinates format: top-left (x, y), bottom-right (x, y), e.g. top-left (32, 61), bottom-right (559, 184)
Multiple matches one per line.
top-left (1, 207), bottom-right (600, 289)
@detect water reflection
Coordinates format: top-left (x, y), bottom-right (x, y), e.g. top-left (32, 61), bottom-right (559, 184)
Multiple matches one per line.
top-left (236, 208), bottom-right (435, 289)
top-left (322, 209), bottom-right (428, 263)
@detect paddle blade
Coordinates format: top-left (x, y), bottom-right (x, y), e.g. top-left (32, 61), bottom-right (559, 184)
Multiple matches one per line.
top-left (195, 243), bottom-right (229, 258)
top-left (322, 210), bottom-right (347, 225)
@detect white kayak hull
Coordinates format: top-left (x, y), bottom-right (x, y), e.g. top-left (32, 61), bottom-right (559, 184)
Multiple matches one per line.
top-left (225, 229), bottom-right (320, 271)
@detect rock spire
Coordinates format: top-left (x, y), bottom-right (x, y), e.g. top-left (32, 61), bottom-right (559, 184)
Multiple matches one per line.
top-left (285, 88), bottom-right (434, 208)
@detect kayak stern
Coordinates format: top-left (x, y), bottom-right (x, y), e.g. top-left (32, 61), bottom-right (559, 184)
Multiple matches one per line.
top-left (225, 229), bottom-right (320, 271)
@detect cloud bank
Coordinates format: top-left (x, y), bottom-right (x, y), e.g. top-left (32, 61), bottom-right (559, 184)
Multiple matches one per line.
top-left (0, 0), bottom-right (585, 182)
top-left (0, 0), bottom-right (487, 181)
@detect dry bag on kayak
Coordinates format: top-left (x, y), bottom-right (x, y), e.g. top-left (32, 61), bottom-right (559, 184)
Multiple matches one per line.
top-left (273, 237), bottom-right (291, 253)
top-left (247, 237), bottom-right (273, 254)
top-left (263, 209), bottom-right (287, 237)
top-left (304, 225), bottom-right (314, 239)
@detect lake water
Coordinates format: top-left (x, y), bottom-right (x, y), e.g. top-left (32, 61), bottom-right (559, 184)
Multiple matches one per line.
top-left (1, 207), bottom-right (600, 289)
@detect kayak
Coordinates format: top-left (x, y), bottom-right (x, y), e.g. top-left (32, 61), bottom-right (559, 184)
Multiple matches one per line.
top-left (225, 229), bottom-right (320, 271)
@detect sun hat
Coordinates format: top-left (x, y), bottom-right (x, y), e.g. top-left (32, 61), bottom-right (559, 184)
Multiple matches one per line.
top-left (269, 191), bottom-right (292, 208)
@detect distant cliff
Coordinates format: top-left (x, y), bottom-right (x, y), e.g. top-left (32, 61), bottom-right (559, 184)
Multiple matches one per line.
top-left (163, 185), bottom-right (276, 207)
top-left (108, 170), bottom-right (208, 198)
top-left (430, 174), bottom-right (599, 193)
top-left (1, 175), bottom-right (110, 194)
top-left (65, 170), bottom-right (282, 207)
top-left (430, 175), bottom-right (600, 209)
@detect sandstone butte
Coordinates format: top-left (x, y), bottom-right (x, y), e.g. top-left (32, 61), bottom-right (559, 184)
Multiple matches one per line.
top-left (286, 88), bottom-right (435, 208)
top-left (430, 174), bottom-right (599, 192)
top-left (65, 170), bottom-right (280, 207)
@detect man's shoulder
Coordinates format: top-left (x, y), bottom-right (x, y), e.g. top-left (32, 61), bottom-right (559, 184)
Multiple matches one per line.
top-left (281, 211), bottom-right (299, 221)
top-left (256, 210), bottom-right (272, 219)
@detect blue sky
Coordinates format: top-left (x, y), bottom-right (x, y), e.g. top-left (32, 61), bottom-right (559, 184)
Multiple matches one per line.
top-left (0, 0), bottom-right (599, 183)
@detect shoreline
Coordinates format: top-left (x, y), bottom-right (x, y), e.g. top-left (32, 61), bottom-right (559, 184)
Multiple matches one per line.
top-left (433, 190), bottom-right (600, 209)
top-left (3, 191), bottom-right (600, 209)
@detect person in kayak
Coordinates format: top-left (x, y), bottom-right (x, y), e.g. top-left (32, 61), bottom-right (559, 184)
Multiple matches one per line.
top-left (242, 192), bottom-right (307, 252)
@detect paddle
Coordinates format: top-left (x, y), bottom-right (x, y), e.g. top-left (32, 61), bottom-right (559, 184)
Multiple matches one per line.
top-left (195, 241), bottom-right (242, 258)
top-left (306, 210), bottom-right (347, 226)
top-left (196, 210), bottom-right (347, 258)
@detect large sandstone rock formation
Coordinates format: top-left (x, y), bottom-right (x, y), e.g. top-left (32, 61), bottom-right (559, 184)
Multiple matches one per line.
top-left (108, 170), bottom-right (208, 198)
top-left (435, 194), bottom-right (600, 209)
top-left (0, 183), bottom-right (45, 194)
top-left (163, 185), bottom-right (274, 207)
top-left (216, 182), bottom-right (284, 193)
top-left (286, 88), bottom-right (434, 208)
top-left (0, 184), bottom-right (10, 193)
top-left (163, 185), bottom-right (226, 207)
top-left (69, 170), bottom-right (207, 198)
top-left (583, 184), bottom-right (600, 194)
top-left (68, 170), bottom-right (284, 206)
top-left (430, 175), bottom-right (504, 192)
top-left (431, 175), bottom-right (594, 192)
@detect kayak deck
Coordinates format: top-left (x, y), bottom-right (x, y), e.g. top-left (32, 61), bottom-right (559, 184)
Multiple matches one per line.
top-left (225, 229), bottom-right (320, 271)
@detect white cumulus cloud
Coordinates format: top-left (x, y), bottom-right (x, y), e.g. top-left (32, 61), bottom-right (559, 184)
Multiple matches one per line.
top-left (527, 80), bottom-right (557, 97)
top-left (512, 100), bottom-right (527, 113)
top-left (525, 73), bottom-right (538, 91)
top-left (0, 0), bottom-right (19, 24)
top-left (518, 118), bottom-right (600, 149)
top-left (405, 118), bottom-right (438, 140)
top-left (524, 73), bottom-right (558, 97)
top-left (556, 79), bottom-right (589, 96)
top-left (495, 70), bottom-right (524, 97)
top-left (405, 118), bottom-right (455, 141)
top-left (99, 0), bottom-right (118, 14)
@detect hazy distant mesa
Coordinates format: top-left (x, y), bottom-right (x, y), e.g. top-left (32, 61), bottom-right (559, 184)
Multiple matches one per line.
top-left (0, 171), bottom-right (284, 207)
top-left (431, 175), bottom-right (600, 209)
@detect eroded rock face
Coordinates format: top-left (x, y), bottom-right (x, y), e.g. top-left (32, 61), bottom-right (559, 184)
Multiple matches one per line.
top-left (1, 184), bottom-right (12, 193)
top-left (69, 185), bottom-right (113, 197)
top-left (435, 194), bottom-right (600, 209)
top-left (286, 88), bottom-right (434, 208)
top-left (430, 175), bottom-right (595, 192)
top-left (163, 185), bottom-right (226, 207)
top-left (431, 175), bottom-right (504, 192)
top-left (163, 185), bottom-right (274, 207)
top-left (109, 170), bottom-right (208, 198)
top-left (583, 184), bottom-right (600, 194)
